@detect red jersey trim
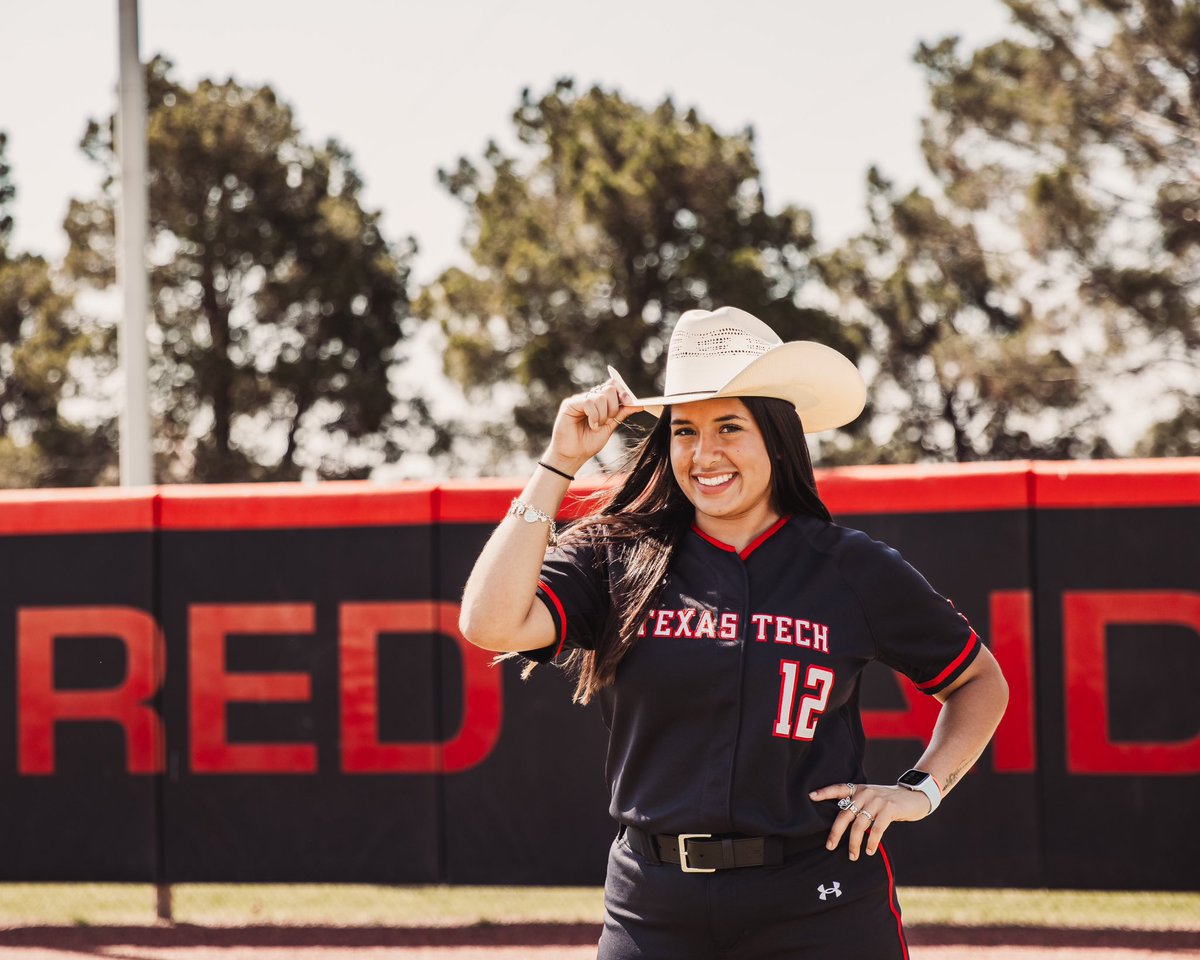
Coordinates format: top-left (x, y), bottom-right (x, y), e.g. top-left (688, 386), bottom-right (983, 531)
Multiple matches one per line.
top-left (689, 516), bottom-right (791, 559)
top-left (690, 524), bottom-right (737, 553)
top-left (739, 515), bottom-right (791, 560)
top-left (537, 580), bottom-right (568, 659)
top-left (879, 843), bottom-right (910, 960)
top-left (915, 630), bottom-right (980, 692)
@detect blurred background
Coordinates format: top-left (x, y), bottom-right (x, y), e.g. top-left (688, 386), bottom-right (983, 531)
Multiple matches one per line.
top-left (2, 0), bottom-right (1196, 490)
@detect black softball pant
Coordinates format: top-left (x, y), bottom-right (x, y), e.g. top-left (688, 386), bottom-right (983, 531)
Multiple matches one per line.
top-left (597, 830), bottom-right (909, 960)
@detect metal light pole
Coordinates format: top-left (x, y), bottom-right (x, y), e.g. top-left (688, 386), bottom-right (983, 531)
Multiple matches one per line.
top-left (116, 0), bottom-right (152, 486)
top-left (116, 0), bottom-right (166, 912)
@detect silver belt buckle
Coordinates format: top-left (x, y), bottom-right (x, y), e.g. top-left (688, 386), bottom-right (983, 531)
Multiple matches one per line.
top-left (677, 833), bottom-right (715, 873)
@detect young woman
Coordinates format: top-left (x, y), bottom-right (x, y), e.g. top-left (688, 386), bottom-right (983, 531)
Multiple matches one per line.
top-left (460, 307), bottom-right (1009, 959)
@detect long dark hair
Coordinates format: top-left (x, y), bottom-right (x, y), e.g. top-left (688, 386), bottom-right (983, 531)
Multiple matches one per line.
top-left (541, 396), bottom-right (831, 704)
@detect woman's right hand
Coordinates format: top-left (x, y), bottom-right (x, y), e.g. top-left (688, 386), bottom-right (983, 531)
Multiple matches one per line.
top-left (543, 378), bottom-right (643, 472)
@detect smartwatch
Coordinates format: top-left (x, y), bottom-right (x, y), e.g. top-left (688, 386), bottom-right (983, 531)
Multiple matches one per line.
top-left (897, 769), bottom-right (942, 813)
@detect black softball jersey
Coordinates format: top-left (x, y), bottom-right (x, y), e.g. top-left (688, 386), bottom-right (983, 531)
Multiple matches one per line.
top-left (522, 513), bottom-right (981, 840)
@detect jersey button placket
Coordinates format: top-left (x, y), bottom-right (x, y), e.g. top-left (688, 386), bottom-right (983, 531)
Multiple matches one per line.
top-left (723, 555), bottom-right (753, 831)
top-left (696, 551), bottom-right (745, 831)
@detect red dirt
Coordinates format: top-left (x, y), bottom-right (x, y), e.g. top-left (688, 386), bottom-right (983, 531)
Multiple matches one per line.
top-left (0, 923), bottom-right (1194, 959)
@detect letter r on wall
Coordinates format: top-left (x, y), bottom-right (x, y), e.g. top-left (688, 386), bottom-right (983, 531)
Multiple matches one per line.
top-left (18, 606), bottom-right (165, 775)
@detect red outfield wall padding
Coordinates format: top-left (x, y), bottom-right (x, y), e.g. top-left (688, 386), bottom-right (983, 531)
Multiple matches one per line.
top-left (438, 462), bottom-right (1037, 520)
top-left (0, 487), bottom-right (156, 535)
top-left (157, 482), bottom-right (438, 530)
top-left (3, 457), bottom-right (1194, 535)
top-left (816, 461), bottom-right (1032, 514)
top-left (1031, 458), bottom-right (1200, 508)
top-left (435, 477), bottom-right (616, 524)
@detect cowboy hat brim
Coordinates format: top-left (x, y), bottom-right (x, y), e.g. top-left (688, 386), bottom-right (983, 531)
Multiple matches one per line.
top-left (609, 341), bottom-right (865, 434)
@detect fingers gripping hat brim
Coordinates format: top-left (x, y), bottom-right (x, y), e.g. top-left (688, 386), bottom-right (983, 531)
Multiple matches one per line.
top-left (615, 341), bottom-right (866, 434)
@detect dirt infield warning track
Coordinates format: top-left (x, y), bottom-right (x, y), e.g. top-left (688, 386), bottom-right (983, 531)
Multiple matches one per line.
top-left (0, 924), bottom-right (1196, 959)
top-left (0, 949), bottom-right (1194, 958)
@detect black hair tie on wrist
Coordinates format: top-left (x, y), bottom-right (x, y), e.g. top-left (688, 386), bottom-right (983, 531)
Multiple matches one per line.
top-left (537, 460), bottom-right (575, 481)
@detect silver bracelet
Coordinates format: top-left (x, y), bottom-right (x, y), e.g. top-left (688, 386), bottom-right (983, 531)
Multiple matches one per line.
top-left (507, 498), bottom-right (559, 546)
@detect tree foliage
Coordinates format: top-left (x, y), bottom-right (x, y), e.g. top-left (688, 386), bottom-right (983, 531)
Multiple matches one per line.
top-left (895, 0), bottom-right (1198, 457)
top-left (0, 133), bottom-right (13, 243)
top-left (0, 132), bottom-right (116, 488)
top-left (820, 167), bottom-right (1112, 462)
top-left (65, 56), bottom-right (417, 482)
top-left (416, 80), bottom-right (861, 470)
top-left (816, 0), bottom-right (1200, 462)
top-left (9, 6), bottom-right (1195, 485)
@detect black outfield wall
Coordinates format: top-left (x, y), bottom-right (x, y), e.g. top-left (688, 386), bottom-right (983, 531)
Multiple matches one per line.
top-left (0, 462), bottom-right (1195, 888)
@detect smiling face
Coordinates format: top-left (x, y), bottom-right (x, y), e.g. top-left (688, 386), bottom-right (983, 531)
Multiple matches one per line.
top-left (668, 397), bottom-right (778, 537)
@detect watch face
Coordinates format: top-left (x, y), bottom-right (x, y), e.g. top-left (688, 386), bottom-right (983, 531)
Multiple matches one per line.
top-left (898, 769), bottom-right (928, 788)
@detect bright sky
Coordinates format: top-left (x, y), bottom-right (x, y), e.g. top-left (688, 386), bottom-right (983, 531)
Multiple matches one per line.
top-left (3, 0), bottom-right (1014, 285)
top-left (14, 1), bottom-right (1099, 475)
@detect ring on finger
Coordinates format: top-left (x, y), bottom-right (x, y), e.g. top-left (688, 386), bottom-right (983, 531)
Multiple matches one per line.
top-left (856, 808), bottom-right (874, 822)
top-left (837, 796), bottom-right (854, 811)
top-left (844, 782), bottom-right (857, 798)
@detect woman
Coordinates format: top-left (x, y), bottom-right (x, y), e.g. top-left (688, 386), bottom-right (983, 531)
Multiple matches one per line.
top-left (460, 306), bottom-right (1009, 959)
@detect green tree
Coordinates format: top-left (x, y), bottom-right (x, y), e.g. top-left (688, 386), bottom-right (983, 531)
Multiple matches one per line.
top-left (65, 56), bottom-right (418, 482)
top-left (908, 0), bottom-right (1199, 457)
top-left (819, 168), bottom-right (1109, 463)
top-left (416, 80), bottom-right (862, 471)
top-left (0, 132), bottom-right (12, 242)
top-left (0, 132), bottom-right (117, 487)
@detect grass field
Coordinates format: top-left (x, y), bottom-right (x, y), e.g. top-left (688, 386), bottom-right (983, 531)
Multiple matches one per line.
top-left (0, 884), bottom-right (1196, 930)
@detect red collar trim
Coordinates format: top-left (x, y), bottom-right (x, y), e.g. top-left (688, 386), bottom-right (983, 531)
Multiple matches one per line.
top-left (690, 524), bottom-right (737, 553)
top-left (739, 515), bottom-right (791, 559)
top-left (690, 515), bottom-right (791, 561)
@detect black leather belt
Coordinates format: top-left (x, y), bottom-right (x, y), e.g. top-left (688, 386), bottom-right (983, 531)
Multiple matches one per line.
top-left (623, 825), bottom-right (823, 872)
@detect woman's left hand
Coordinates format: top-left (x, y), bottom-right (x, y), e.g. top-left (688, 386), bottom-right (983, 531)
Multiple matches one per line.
top-left (808, 782), bottom-right (933, 861)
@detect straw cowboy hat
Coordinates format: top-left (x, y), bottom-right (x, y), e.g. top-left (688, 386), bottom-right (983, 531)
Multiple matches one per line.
top-left (608, 306), bottom-right (866, 434)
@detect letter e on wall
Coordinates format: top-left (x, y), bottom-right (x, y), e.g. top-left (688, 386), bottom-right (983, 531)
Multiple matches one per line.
top-left (189, 604), bottom-right (317, 774)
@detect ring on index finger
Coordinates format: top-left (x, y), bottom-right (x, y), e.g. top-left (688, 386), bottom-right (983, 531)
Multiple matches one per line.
top-left (844, 783), bottom-right (857, 798)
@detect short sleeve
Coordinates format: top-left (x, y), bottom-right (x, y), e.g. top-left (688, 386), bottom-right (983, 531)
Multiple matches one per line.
top-left (840, 533), bottom-right (982, 696)
top-left (520, 535), bottom-right (610, 664)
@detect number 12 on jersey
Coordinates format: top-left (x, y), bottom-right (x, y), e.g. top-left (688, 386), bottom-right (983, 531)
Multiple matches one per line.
top-left (774, 662), bottom-right (835, 740)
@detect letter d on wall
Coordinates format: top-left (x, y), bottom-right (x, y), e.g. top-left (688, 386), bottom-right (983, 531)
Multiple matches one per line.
top-left (1064, 591), bottom-right (1200, 774)
top-left (340, 601), bottom-right (502, 773)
